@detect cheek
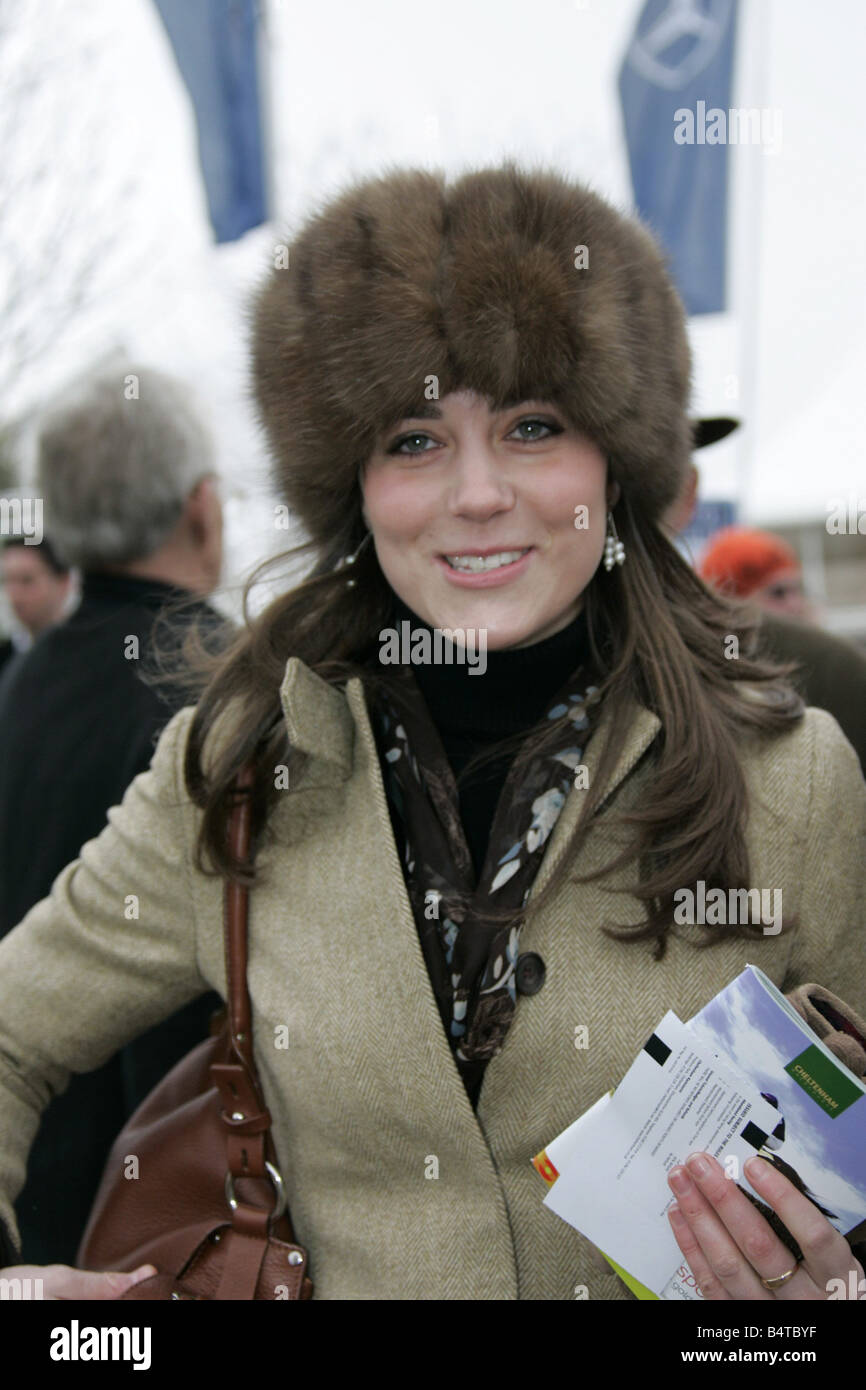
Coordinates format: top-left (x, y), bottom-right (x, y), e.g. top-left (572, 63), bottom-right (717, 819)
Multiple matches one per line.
top-left (534, 467), bottom-right (608, 542)
top-left (362, 472), bottom-right (436, 541)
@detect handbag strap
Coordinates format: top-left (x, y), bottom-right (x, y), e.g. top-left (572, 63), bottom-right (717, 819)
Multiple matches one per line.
top-left (210, 765), bottom-right (290, 1242)
top-left (224, 763), bottom-right (255, 1070)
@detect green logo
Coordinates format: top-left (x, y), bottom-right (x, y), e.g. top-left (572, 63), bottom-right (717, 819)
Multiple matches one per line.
top-left (785, 1045), bottom-right (862, 1118)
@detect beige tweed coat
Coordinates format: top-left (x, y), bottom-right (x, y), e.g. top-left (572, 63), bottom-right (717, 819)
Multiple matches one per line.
top-left (0, 657), bottom-right (864, 1299)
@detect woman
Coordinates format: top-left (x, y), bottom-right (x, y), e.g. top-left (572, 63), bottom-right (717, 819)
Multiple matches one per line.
top-left (0, 163), bottom-right (864, 1302)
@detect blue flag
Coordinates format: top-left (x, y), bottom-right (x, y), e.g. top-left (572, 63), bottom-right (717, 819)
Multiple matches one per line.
top-left (152, 0), bottom-right (267, 243)
top-left (618, 0), bottom-right (739, 315)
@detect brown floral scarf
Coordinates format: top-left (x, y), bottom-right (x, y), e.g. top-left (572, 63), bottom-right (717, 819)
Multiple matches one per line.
top-left (370, 668), bottom-right (601, 1102)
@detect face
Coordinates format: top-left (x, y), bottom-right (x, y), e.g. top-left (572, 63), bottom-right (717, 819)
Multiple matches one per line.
top-left (750, 568), bottom-right (808, 619)
top-left (361, 389), bottom-right (616, 650)
top-left (1, 547), bottom-right (71, 635)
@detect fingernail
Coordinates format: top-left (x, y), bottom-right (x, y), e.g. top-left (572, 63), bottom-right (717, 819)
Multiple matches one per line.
top-left (668, 1166), bottom-right (691, 1195)
top-left (130, 1265), bottom-right (157, 1283)
top-left (686, 1153), bottom-right (711, 1178)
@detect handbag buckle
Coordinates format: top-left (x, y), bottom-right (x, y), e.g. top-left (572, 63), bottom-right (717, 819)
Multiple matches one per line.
top-left (224, 1158), bottom-right (287, 1221)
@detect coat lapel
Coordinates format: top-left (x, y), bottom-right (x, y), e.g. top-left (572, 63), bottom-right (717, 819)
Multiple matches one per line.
top-left (529, 697), bottom-right (661, 900)
top-left (278, 658), bottom-right (491, 1123)
top-left (279, 657), bottom-right (355, 785)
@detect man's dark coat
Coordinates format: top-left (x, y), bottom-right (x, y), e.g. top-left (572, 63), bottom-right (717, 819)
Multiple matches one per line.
top-left (0, 571), bottom-right (225, 1263)
top-left (759, 612), bottom-right (866, 777)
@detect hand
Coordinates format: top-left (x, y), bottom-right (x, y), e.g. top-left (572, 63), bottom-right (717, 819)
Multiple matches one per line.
top-left (666, 1152), bottom-right (864, 1300)
top-left (0, 1262), bottom-right (157, 1300)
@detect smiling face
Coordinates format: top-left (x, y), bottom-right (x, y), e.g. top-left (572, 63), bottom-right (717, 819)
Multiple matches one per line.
top-left (361, 389), bottom-right (617, 650)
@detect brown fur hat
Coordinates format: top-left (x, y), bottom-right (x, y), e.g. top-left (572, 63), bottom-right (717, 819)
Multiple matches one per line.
top-left (251, 161), bottom-right (692, 559)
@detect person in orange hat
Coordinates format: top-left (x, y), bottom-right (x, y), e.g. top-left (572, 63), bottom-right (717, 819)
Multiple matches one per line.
top-left (698, 526), bottom-right (811, 619)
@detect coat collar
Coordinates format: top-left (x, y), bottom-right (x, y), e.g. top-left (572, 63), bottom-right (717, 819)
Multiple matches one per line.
top-left (279, 654), bottom-right (661, 808)
top-left (279, 657), bottom-right (355, 783)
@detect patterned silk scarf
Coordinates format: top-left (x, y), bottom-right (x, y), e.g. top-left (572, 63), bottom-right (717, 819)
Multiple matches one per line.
top-left (370, 666), bottom-right (601, 1100)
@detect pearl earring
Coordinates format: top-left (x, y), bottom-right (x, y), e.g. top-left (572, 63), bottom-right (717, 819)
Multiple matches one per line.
top-left (342, 530), bottom-right (372, 588)
top-left (603, 512), bottom-right (625, 571)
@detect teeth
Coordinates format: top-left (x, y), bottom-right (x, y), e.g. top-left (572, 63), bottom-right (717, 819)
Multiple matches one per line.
top-left (445, 549), bottom-right (527, 573)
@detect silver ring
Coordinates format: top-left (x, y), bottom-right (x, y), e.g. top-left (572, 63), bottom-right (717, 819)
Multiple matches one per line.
top-left (224, 1159), bottom-right (287, 1220)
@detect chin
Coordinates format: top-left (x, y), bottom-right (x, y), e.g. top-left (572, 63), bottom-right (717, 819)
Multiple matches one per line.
top-left (394, 578), bottom-right (583, 648)
top-left (469, 611), bottom-right (576, 651)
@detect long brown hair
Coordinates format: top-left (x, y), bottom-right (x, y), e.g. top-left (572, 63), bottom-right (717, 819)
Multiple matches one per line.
top-left (179, 491), bottom-right (804, 959)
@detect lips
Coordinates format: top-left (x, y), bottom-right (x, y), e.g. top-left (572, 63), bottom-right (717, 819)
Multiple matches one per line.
top-left (435, 546), bottom-right (535, 588)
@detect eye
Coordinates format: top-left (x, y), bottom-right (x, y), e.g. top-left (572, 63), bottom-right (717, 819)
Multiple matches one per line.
top-left (508, 416), bottom-right (564, 442)
top-left (386, 430), bottom-right (438, 456)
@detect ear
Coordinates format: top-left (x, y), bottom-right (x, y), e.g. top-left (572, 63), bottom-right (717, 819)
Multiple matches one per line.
top-left (185, 475), bottom-right (221, 544)
top-left (184, 478), bottom-right (208, 540)
top-left (606, 475), bottom-right (621, 510)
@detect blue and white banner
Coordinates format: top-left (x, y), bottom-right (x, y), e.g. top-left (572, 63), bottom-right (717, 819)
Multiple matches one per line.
top-left (152, 0), bottom-right (267, 243)
top-left (618, 0), bottom-right (739, 315)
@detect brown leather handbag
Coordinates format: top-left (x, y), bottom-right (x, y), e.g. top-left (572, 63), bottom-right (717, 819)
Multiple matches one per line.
top-left (76, 771), bottom-right (312, 1300)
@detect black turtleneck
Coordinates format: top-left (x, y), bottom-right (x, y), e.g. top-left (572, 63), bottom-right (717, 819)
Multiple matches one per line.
top-left (392, 597), bottom-right (590, 879)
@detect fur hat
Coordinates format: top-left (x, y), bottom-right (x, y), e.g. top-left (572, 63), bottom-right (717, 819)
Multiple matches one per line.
top-left (252, 162), bottom-right (692, 559)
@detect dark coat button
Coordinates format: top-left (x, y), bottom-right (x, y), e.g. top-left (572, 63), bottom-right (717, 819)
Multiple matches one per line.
top-left (515, 952), bottom-right (546, 996)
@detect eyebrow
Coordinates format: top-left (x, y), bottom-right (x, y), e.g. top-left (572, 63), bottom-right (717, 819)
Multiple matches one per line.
top-left (386, 396), bottom-right (554, 426)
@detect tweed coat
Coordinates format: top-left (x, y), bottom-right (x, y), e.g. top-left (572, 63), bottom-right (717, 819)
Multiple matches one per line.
top-left (0, 656), bottom-right (864, 1299)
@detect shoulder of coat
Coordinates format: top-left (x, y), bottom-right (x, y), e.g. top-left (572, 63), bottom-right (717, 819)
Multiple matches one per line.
top-left (796, 704), bottom-right (863, 790)
top-left (741, 705), bottom-right (860, 802)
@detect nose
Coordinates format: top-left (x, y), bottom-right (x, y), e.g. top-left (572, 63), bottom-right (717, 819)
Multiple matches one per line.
top-left (446, 443), bottom-right (516, 521)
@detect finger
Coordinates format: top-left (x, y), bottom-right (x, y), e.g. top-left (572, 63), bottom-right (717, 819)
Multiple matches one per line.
top-left (743, 1156), bottom-right (864, 1298)
top-left (682, 1154), bottom-right (821, 1300)
top-left (668, 1159), bottom-right (788, 1300)
top-left (55, 1264), bottom-right (158, 1301)
top-left (667, 1203), bottom-right (733, 1300)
